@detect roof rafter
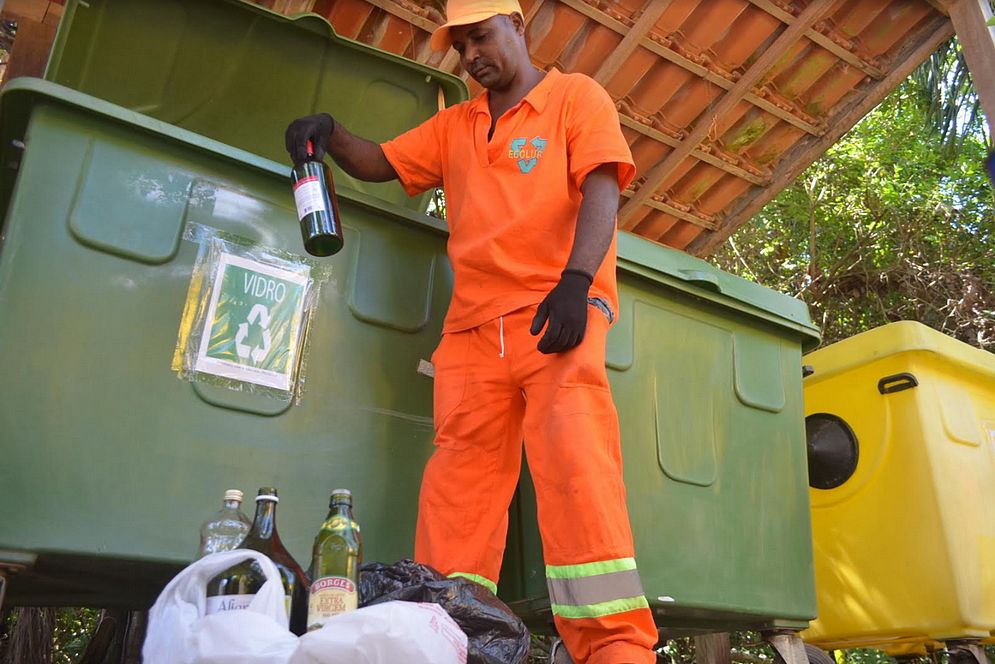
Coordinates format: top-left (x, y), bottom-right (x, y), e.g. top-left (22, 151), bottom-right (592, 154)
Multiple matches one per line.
top-left (621, 190), bottom-right (719, 230)
top-left (618, 0), bottom-right (835, 225)
top-left (593, 0), bottom-right (675, 85)
top-left (688, 14), bottom-right (956, 255)
top-left (745, 0), bottom-right (884, 80)
top-left (557, 0), bottom-right (823, 135)
top-left (362, 0), bottom-right (441, 35)
top-left (618, 114), bottom-right (769, 186)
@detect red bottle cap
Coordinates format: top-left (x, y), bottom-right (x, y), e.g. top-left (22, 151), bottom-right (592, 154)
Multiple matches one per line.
top-left (306, 139), bottom-right (315, 156)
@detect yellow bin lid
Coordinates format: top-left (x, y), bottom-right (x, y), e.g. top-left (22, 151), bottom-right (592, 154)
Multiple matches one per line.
top-left (804, 320), bottom-right (995, 383)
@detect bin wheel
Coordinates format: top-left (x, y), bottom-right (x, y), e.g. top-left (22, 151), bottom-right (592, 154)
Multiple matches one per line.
top-left (549, 638), bottom-right (575, 664)
top-left (803, 645), bottom-right (836, 664)
top-left (948, 646), bottom-right (992, 664)
top-left (774, 643), bottom-right (836, 664)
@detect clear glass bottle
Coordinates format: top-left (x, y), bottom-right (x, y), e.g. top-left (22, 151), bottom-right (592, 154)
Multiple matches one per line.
top-left (307, 489), bottom-right (362, 631)
top-left (206, 487), bottom-right (311, 635)
top-left (198, 489), bottom-right (252, 558)
top-left (291, 139), bottom-right (343, 257)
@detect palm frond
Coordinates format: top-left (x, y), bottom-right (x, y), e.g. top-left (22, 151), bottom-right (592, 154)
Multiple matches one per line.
top-left (909, 36), bottom-right (990, 150)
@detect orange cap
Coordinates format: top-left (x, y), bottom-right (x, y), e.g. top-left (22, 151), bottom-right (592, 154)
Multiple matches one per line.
top-left (430, 0), bottom-right (524, 52)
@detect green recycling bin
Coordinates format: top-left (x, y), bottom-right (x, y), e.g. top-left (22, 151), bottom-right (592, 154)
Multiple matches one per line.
top-left (505, 237), bottom-right (822, 634)
top-left (1, 0), bottom-right (822, 635)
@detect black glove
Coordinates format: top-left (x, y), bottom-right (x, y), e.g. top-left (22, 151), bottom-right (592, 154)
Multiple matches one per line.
top-left (285, 113), bottom-right (335, 165)
top-left (529, 270), bottom-right (593, 354)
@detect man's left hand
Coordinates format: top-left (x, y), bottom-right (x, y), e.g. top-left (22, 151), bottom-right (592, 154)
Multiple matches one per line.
top-left (530, 270), bottom-right (593, 354)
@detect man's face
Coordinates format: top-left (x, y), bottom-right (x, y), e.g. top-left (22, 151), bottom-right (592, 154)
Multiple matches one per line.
top-left (449, 15), bottom-right (523, 90)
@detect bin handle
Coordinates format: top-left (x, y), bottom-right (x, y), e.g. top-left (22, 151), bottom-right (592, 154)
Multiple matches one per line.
top-left (677, 269), bottom-right (722, 293)
top-left (878, 372), bottom-right (918, 395)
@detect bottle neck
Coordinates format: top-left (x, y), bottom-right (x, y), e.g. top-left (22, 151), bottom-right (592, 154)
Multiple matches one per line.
top-left (329, 502), bottom-right (353, 520)
top-left (223, 499), bottom-right (242, 511)
top-left (250, 499), bottom-right (278, 539)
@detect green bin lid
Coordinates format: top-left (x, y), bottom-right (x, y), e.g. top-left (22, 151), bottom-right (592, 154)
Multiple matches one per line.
top-left (617, 231), bottom-right (821, 350)
top-left (45, 0), bottom-right (467, 212)
top-left (0, 78), bottom-right (449, 239)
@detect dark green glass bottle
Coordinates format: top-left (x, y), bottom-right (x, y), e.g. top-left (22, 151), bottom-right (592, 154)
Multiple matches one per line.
top-left (307, 489), bottom-right (362, 631)
top-left (291, 139), bottom-right (344, 257)
top-left (206, 487), bottom-right (310, 635)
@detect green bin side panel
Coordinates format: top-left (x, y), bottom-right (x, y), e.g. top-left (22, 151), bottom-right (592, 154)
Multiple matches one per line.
top-left (45, 0), bottom-right (466, 212)
top-left (0, 99), bottom-right (450, 605)
top-left (509, 285), bottom-right (818, 631)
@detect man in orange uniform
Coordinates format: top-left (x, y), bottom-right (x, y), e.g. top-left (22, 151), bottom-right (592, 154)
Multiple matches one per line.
top-left (286, 1), bottom-right (658, 660)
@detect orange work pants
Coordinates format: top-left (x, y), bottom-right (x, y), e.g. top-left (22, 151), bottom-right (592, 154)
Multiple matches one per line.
top-left (416, 305), bottom-right (658, 664)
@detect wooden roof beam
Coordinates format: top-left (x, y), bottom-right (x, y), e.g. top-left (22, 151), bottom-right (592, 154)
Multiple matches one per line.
top-left (558, 0), bottom-right (823, 135)
top-left (618, 114), bottom-right (769, 186)
top-left (620, 190), bottom-right (719, 230)
top-left (687, 14), bottom-right (955, 256)
top-left (593, 0), bottom-right (675, 85)
top-left (746, 0), bottom-right (885, 80)
top-left (946, 0), bottom-right (995, 136)
top-left (618, 0), bottom-right (835, 225)
top-left (271, 0), bottom-right (318, 13)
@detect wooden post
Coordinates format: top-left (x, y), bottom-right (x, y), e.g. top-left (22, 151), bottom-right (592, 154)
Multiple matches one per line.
top-left (696, 633), bottom-right (733, 664)
top-left (120, 610), bottom-right (148, 664)
top-left (76, 609), bottom-right (148, 664)
top-left (946, 0), bottom-right (995, 135)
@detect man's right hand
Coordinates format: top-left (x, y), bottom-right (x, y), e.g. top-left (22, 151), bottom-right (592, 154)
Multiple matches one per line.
top-left (285, 113), bottom-right (335, 165)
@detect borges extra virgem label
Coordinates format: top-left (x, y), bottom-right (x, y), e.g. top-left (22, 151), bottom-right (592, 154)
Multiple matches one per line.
top-left (307, 576), bottom-right (358, 630)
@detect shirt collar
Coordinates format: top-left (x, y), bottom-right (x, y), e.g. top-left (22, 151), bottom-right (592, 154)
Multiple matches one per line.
top-left (469, 67), bottom-right (560, 117)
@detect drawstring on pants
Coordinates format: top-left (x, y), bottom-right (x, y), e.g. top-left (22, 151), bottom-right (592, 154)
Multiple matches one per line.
top-left (498, 316), bottom-right (505, 358)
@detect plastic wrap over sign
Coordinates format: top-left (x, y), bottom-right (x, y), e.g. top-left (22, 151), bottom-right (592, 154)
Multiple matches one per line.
top-left (173, 223), bottom-right (327, 402)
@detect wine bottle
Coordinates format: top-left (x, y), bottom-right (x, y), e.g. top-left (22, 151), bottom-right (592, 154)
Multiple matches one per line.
top-left (291, 139), bottom-right (344, 257)
top-left (206, 487), bottom-right (310, 635)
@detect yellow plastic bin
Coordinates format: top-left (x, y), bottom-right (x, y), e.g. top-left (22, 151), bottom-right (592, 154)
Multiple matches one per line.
top-left (800, 321), bottom-right (995, 653)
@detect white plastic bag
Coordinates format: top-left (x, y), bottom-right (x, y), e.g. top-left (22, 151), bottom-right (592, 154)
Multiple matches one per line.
top-left (144, 551), bottom-right (468, 664)
top-left (292, 601), bottom-right (468, 664)
top-left (142, 550), bottom-right (298, 664)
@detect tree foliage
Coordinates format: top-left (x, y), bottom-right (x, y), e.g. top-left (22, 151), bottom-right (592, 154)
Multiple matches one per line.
top-left (0, 608), bottom-right (100, 664)
top-left (712, 39), bottom-right (995, 350)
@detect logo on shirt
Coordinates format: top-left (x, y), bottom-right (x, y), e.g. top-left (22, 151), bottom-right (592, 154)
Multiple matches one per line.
top-left (509, 137), bottom-right (548, 174)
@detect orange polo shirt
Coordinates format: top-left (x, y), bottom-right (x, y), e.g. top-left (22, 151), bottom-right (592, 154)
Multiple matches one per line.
top-left (381, 68), bottom-right (635, 333)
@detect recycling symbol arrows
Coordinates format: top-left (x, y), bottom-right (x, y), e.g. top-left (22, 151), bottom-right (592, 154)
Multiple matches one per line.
top-left (235, 303), bottom-right (272, 364)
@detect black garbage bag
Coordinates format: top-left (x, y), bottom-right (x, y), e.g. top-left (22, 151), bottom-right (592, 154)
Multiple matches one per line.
top-left (359, 559), bottom-right (530, 664)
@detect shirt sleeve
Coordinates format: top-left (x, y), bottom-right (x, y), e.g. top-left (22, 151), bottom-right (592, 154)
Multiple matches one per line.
top-left (380, 110), bottom-right (447, 197)
top-left (565, 76), bottom-right (636, 192)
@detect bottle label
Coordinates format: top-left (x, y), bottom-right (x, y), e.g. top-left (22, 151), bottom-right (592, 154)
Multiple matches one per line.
top-left (307, 576), bottom-right (358, 629)
top-left (293, 176), bottom-right (326, 220)
top-left (206, 594), bottom-right (255, 614)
